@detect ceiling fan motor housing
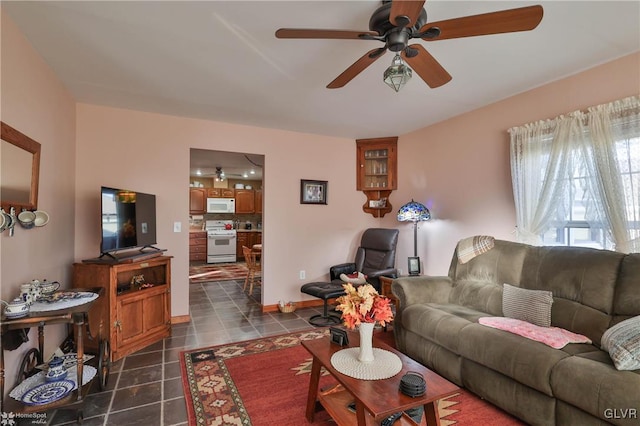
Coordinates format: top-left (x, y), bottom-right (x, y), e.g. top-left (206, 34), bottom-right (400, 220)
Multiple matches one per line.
top-left (369, 2), bottom-right (428, 52)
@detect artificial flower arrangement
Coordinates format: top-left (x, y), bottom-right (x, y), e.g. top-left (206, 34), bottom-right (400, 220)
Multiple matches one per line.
top-left (335, 283), bottom-right (394, 329)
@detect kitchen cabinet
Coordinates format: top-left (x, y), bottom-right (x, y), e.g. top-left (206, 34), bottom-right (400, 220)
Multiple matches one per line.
top-left (207, 188), bottom-right (235, 198)
top-left (189, 231), bottom-right (207, 262)
top-left (237, 232), bottom-right (248, 259)
top-left (237, 231), bottom-right (262, 260)
top-left (356, 137), bottom-right (397, 218)
top-left (189, 188), bottom-right (206, 214)
top-left (73, 256), bottom-right (172, 361)
top-left (235, 189), bottom-right (255, 214)
top-left (254, 189), bottom-right (263, 214)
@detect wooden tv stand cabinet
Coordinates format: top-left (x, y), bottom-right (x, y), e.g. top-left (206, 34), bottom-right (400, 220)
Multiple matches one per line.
top-left (73, 256), bottom-right (172, 361)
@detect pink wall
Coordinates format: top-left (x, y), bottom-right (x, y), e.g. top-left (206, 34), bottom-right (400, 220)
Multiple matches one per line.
top-left (384, 52), bottom-right (640, 275)
top-left (74, 106), bottom-right (384, 317)
top-left (1, 10), bottom-right (77, 393)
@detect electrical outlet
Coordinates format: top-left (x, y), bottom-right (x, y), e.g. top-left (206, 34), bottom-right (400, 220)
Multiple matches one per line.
top-left (398, 268), bottom-right (403, 276)
top-left (173, 222), bottom-right (181, 232)
top-left (299, 270), bottom-right (306, 280)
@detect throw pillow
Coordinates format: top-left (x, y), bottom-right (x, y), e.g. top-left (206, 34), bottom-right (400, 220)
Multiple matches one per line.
top-left (340, 272), bottom-right (367, 285)
top-left (601, 315), bottom-right (640, 371)
top-left (502, 283), bottom-right (553, 328)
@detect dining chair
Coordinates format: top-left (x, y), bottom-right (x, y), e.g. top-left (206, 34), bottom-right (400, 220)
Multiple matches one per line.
top-left (242, 245), bottom-right (261, 294)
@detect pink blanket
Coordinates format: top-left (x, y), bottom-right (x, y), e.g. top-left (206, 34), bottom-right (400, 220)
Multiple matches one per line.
top-left (478, 317), bottom-right (592, 349)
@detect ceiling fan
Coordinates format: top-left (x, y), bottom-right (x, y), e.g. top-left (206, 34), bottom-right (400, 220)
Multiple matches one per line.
top-left (275, 1), bottom-right (543, 90)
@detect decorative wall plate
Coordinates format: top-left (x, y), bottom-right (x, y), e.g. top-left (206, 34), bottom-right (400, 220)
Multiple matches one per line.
top-left (21, 380), bottom-right (74, 405)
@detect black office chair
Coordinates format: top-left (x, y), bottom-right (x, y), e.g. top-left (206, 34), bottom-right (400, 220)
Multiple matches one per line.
top-left (301, 228), bottom-right (399, 326)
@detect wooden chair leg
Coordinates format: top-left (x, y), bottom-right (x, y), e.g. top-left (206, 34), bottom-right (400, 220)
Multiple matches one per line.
top-left (243, 269), bottom-right (250, 292)
top-left (248, 269), bottom-right (256, 294)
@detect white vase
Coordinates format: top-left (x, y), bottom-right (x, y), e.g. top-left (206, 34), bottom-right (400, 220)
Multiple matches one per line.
top-left (358, 322), bottom-right (375, 363)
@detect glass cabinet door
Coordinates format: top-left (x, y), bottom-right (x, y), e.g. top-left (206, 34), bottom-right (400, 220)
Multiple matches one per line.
top-left (363, 148), bottom-right (389, 189)
top-left (356, 137), bottom-right (397, 191)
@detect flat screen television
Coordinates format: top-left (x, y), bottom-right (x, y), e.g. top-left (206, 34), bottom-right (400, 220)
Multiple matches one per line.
top-left (100, 186), bottom-right (158, 257)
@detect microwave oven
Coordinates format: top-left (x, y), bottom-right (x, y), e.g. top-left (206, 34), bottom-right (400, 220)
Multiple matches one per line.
top-left (207, 198), bottom-right (235, 213)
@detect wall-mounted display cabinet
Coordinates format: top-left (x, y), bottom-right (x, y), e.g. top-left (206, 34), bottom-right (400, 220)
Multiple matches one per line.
top-left (356, 137), bottom-right (397, 218)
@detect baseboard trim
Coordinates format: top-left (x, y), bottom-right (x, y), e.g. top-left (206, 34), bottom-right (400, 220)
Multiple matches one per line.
top-left (262, 298), bottom-right (338, 313)
top-left (171, 314), bottom-right (191, 324)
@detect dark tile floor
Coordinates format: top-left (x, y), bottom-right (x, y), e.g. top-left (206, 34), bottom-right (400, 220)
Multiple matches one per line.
top-left (42, 279), bottom-right (325, 426)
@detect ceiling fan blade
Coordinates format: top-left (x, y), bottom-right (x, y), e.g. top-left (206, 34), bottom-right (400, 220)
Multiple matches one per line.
top-left (327, 48), bottom-right (387, 89)
top-left (390, 0), bottom-right (426, 27)
top-left (421, 5), bottom-right (543, 41)
top-left (276, 28), bottom-right (378, 40)
top-left (402, 44), bottom-right (452, 88)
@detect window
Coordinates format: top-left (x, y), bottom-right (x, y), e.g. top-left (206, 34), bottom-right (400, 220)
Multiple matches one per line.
top-left (510, 96), bottom-right (640, 252)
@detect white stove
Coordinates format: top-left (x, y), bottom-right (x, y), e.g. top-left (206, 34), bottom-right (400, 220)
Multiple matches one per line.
top-left (205, 220), bottom-right (237, 263)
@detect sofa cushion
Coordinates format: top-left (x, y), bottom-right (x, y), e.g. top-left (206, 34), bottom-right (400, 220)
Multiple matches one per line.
top-left (449, 240), bottom-right (529, 292)
top-left (400, 303), bottom-right (485, 354)
top-left (551, 298), bottom-right (612, 347)
top-left (519, 245), bottom-right (624, 344)
top-left (601, 315), bottom-right (640, 371)
top-left (551, 351), bottom-right (640, 424)
top-left (458, 323), bottom-right (569, 396)
top-left (448, 279), bottom-right (503, 316)
top-left (613, 253), bottom-right (640, 318)
top-left (502, 283), bottom-right (553, 327)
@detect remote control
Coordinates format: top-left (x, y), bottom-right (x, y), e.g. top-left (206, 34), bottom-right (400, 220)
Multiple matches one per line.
top-left (381, 412), bottom-right (403, 426)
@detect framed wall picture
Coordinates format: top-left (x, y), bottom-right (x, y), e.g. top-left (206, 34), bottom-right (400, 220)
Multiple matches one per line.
top-left (300, 179), bottom-right (327, 205)
top-left (408, 256), bottom-right (421, 275)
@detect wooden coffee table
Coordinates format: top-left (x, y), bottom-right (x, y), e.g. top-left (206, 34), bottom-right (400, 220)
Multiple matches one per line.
top-left (302, 333), bottom-right (459, 426)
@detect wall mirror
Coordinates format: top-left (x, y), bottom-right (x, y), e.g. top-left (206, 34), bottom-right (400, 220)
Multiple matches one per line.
top-left (1, 121), bottom-right (41, 212)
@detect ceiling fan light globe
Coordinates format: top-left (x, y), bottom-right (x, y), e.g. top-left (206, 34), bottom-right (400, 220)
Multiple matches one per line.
top-left (384, 55), bottom-right (412, 92)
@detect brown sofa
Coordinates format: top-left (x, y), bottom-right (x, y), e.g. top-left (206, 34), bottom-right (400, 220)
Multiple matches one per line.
top-left (392, 239), bottom-right (640, 425)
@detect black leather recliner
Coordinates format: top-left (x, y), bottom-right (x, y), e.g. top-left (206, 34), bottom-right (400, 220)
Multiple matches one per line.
top-left (301, 228), bottom-right (399, 326)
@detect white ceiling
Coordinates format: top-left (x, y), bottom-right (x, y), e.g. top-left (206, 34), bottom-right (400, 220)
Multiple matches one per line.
top-left (4, 1), bottom-right (639, 142)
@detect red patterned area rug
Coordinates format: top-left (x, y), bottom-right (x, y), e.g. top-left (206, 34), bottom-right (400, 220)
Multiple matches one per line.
top-left (189, 262), bottom-right (253, 283)
top-left (180, 330), bottom-right (524, 426)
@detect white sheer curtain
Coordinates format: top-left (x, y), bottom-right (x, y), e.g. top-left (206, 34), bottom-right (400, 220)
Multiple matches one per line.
top-left (509, 115), bottom-right (581, 245)
top-left (582, 97), bottom-right (640, 252)
top-left (509, 96), bottom-right (640, 252)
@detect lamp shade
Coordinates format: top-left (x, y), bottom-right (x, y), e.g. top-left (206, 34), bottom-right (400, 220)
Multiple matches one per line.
top-left (397, 200), bottom-right (430, 222)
